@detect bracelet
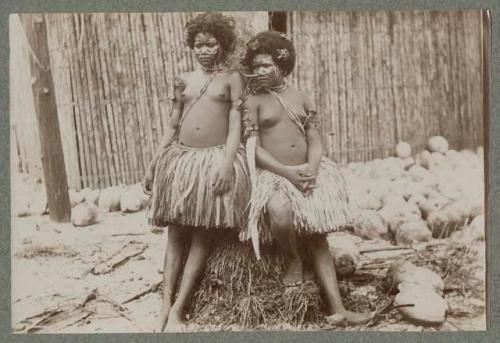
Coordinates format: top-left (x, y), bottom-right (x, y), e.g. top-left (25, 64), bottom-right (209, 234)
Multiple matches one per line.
top-left (244, 125), bottom-right (259, 137)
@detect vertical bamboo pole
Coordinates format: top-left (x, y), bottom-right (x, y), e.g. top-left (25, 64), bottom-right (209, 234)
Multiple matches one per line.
top-left (95, 14), bottom-right (119, 186)
top-left (365, 11), bottom-right (375, 160)
top-left (151, 14), bottom-right (166, 141)
top-left (144, 13), bottom-right (163, 154)
top-left (97, 14), bottom-right (122, 186)
top-left (134, 13), bottom-right (152, 175)
top-left (114, 13), bottom-right (135, 185)
top-left (76, 13), bottom-right (100, 188)
top-left (336, 12), bottom-right (348, 163)
top-left (69, 14), bottom-right (92, 188)
top-left (88, 14), bottom-right (113, 187)
top-left (371, 12), bottom-right (383, 159)
top-left (130, 13), bottom-right (149, 181)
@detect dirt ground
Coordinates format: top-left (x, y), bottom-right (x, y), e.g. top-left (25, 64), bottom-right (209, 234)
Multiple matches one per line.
top-left (11, 207), bottom-right (486, 333)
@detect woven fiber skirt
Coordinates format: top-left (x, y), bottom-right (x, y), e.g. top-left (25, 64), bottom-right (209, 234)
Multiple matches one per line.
top-left (241, 156), bottom-right (354, 243)
top-left (149, 142), bottom-right (251, 230)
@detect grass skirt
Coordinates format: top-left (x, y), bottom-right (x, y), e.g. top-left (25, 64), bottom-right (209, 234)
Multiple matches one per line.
top-left (149, 142), bottom-right (250, 230)
top-left (241, 156), bottom-right (353, 243)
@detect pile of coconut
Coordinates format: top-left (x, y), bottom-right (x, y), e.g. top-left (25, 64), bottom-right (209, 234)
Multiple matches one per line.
top-left (69, 184), bottom-right (150, 227)
top-left (327, 136), bottom-right (485, 326)
top-left (13, 179), bottom-right (149, 228)
top-left (343, 136), bottom-right (485, 244)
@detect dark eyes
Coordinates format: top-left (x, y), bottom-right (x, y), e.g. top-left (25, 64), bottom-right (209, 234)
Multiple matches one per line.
top-left (194, 42), bottom-right (217, 48)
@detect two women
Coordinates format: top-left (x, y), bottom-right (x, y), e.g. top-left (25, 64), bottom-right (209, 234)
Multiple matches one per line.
top-left (144, 12), bottom-right (370, 331)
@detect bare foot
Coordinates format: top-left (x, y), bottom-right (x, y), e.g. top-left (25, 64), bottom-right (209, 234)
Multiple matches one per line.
top-left (165, 309), bottom-right (187, 333)
top-left (159, 301), bottom-right (171, 332)
top-left (326, 310), bottom-right (374, 326)
top-left (283, 256), bottom-right (303, 286)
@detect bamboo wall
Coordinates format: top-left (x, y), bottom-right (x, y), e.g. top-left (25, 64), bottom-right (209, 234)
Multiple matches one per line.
top-left (10, 12), bottom-right (268, 190)
top-left (288, 11), bottom-right (484, 163)
top-left (50, 12), bottom-right (202, 190)
top-left (10, 11), bottom-right (484, 189)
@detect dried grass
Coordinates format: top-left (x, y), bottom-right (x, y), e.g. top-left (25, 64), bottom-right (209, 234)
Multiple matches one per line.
top-left (16, 244), bottom-right (78, 259)
top-left (187, 232), bottom-right (324, 329)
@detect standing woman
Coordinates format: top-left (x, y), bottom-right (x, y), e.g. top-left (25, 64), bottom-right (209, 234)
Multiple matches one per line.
top-left (142, 13), bottom-right (250, 332)
top-left (240, 31), bottom-right (372, 325)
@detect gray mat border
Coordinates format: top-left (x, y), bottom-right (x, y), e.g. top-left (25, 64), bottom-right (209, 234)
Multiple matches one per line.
top-left (1, 0), bottom-right (498, 342)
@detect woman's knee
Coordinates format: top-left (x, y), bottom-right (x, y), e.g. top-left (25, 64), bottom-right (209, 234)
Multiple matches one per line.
top-left (191, 228), bottom-right (213, 248)
top-left (168, 225), bottom-right (188, 243)
top-left (267, 195), bottom-right (294, 230)
top-left (305, 233), bottom-right (328, 250)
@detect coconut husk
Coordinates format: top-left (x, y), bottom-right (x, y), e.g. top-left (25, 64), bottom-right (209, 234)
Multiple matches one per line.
top-left (71, 202), bottom-right (98, 227)
top-left (353, 210), bottom-right (388, 240)
top-left (395, 221), bottom-right (432, 245)
top-left (395, 287), bottom-right (448, 326)
top-left (384, 261), bottom-right (444, 295)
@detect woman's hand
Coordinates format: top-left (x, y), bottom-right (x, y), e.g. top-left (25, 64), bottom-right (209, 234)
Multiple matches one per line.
top-left (283, 167), bottom-right (317, 193)
top-left (213, 164), bottom-right (234, 195)
top-left (141, 167), bottom-right (155, 196)
top-left (142, 157), bottom-right (158, 195)
top-left (300, 164), bottom-right (319, 195)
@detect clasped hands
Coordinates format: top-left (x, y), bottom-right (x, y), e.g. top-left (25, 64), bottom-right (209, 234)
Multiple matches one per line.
top-left (284, 164), bottom-right (318, 195)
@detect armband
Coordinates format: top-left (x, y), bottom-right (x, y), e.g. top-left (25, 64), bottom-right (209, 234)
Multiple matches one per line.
top-left (304, 109), bottom-right (320, 129)
top-left (171, 76), bottom-right (185, 104)
top-left (242, 107), bottom-right (259, 138)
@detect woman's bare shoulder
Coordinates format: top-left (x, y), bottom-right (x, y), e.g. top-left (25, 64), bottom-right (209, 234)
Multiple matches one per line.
top-left (243, 93), bottom-right (260, 109)
top-left (222, 69), bottom-right (244, 85)
top-left (174, 71), bottom-right (194, 88)
top-left (295, 88), bottom-right (314, 110)
top-left (179, 71), bottom-right (195, 82)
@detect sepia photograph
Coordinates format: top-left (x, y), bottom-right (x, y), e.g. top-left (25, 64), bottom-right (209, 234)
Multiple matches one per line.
top-left (10, 10), bottom-right (488, 333)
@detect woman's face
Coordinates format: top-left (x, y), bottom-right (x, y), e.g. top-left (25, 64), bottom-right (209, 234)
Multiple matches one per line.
top-left (252, 54), bottom-right (281, 89)
top-left (193, 32), bottom-right (220, 68)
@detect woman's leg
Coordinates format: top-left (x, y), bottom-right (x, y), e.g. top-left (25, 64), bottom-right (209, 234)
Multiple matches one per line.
top-left (305, 234), bottom-right (372, 324)
top-left (166, 227), bottom-right (213, 331)
top-left (267, 193), bottom-right (303, 286)
top-left (159, 225), bottom-right (188, 332)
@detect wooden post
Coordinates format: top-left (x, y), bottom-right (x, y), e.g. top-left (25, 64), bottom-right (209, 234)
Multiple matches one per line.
top-left (19, 14), bottom-right (71, 222)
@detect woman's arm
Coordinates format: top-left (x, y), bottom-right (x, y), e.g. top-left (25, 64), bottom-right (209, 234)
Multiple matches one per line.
top-left (213, 71), bottom-right (244, 194)
top-left (303, 93), bottom-right (322, 175)
top-left (242, 94), bottom-right (289, 178)
top-left (147, 74), bottom-right (186, 172)
top-left (222, 71), bottom-right (244, 168)
top-left (142, 74), bottom-right (186, 194)
top-left (305, 113), bottom-right (322, 174)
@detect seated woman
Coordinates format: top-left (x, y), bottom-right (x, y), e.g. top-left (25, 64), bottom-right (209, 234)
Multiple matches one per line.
top-left (240, 31), bottom-right (372, 325)
top-left (142, 13), bottom-right (250, 332)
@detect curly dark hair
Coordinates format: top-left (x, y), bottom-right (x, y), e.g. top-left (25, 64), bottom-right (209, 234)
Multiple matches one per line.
top-left (242, 31), bottom-right (296, 77)
top-left (184, 12), bottom-right (237, 61)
